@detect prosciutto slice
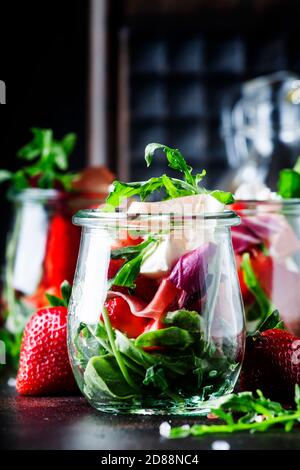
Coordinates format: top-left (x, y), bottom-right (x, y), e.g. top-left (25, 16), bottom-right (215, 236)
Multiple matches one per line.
top-left (108, 278), bottom-right (180, 320)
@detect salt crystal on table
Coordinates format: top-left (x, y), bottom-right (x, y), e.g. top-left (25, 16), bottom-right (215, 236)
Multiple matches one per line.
top-left (159, 422), bottom-right (171, 438)
top-left (7, 378), bottom-right (16, 387)
top-left (212, 440), bottom-right (230, 450)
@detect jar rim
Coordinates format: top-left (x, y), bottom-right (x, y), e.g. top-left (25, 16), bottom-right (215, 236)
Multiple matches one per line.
top-left (8, 187), bottom-right (105, 203)
top-left (73, 208), bottom-right (240, 228)
top-left (233, 198), bottom-right (300, 215)
top-left (234, 198), bottom-right (300, 205)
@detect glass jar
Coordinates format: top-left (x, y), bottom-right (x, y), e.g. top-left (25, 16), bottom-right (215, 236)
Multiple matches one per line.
top-left (2, 189), bottom-right (102, 337)
top-left (231, 199), bottom-right (300, 335)
top-left (68, 209), bottom-right (245, 415)
top-left (221, 71), bottom-right (300, 191)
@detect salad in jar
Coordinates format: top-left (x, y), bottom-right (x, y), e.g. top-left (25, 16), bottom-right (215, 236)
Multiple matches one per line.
top-left (0, 128), bottom-right (114, 369)
top-left (68, 144), bottom-right (245, 415)
top-left (231, 160), bottom-right (300, 335)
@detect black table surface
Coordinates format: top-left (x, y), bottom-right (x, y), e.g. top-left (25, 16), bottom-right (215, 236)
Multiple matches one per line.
top-left (1, 375), bottom-right (300, 451)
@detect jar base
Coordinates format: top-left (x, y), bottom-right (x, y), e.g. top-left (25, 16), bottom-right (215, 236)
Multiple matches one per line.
top-left (86, 393), bottom-right (232, 416)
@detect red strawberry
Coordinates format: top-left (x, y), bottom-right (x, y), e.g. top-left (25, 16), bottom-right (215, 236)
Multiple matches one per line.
top-left (108, 259), bottom-right (124, 279)
top-left (112, 232), bottom-right (144, 249)
top-left (250, 251), bottom-right (273, 297)
top-left (102, 297), bottom-right (149, 338)
top-left (240, 328), bottom-right (300, 402)
top-left (230, 201), bottom-right (247, 214)
top-left (42, 214), bottom-right (81, 288)
top-left (16, 306), bottom-right (76, 395)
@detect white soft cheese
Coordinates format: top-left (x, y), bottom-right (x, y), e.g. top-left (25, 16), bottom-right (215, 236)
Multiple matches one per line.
top-left (234, 182), bottom-right (279, 201)
top-left (128, 194), bottom-right (224, 278)
top-left (128, 193), bottom-right (224, 215)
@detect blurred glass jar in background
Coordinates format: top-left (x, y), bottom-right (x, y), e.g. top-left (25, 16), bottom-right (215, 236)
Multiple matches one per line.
top-left (222, 71), bottom-right (300, 191)
top-left (1, 166), bottom-right (115, 342)
top-left (231, 199), bottom-right (300, 336)
top-left (2, 189), bottom-right (102, 337)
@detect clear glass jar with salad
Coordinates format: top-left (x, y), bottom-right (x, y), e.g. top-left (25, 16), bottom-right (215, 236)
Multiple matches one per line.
top-left (0, 128), bottom-right (113, 369)
top-left (68, 144), bottom-right (245, 414)
top-left (232, 188), bottom-right (300, 336)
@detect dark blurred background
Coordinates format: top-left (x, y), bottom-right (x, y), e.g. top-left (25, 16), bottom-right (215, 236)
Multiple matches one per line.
top-left (2, 0), bottom-right (300, 258)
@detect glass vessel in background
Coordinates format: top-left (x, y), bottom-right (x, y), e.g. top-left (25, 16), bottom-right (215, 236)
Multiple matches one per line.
top-left (221, 71), bottom-right (300, 191)
top-left (68, 210), bottom-right (245, 415)
top-left (231, 199), bottom-right (300, 335)
top-left (2, 189), bottom-right (103, 337)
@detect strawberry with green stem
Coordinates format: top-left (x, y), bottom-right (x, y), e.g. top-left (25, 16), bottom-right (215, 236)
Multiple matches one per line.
top-left (16, 281), bottom-right (77, 396)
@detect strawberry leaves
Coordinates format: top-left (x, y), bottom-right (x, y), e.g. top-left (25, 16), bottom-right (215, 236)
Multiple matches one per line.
top-left (45, 280), bottom-right (72, 308)
top-left (256, 309), bottom-right (285, 333)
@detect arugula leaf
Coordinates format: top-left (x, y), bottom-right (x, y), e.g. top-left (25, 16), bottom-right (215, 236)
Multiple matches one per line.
top-left (104, 181), bottom-right (147, 210)
top-left (145, 143), bottom-right (196, 186)
top-left (103, 143), bottom-right (234, 210)
top-left (163, 386), bottom-right (300, 438)
top-left (209, 190), bottom-right (235, 205)
top-left (278, 156), bottom-right (300, 198)
top-left (111, 254), bottom-right (143, 289)
top-left (111, 238), bottom-right (155, 261)
top-left (135, 326), bottom-right (194, 350)
top-left (0, 128), bottom-right (78, 191)
top-left (111, 238), bottom-right (156, 289)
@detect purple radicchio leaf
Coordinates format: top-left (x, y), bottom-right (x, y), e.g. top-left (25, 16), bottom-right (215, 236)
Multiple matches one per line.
top-left (231, 225), bottom-right (261, 254)
top-left (168, 242), bottom-right (217, 308)
top-left (242, 215), bottom-right (282, 240)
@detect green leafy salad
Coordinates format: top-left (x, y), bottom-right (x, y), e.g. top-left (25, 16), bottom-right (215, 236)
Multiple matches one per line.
top-left (71, 143), bottom-right (243, 412)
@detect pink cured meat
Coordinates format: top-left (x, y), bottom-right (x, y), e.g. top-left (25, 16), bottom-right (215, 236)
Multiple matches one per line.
top-left (107, 278), bottom-right (180, 320)
top-left (245, 214), bottom-right (300, 258)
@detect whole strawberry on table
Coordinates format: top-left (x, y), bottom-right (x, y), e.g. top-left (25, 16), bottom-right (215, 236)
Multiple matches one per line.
top-left (16, 282), bottom-right (77, 395)
top-left (240, 310), bottom-right (300, 403)
top-left (0, 128), bottom-right (114, 369)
